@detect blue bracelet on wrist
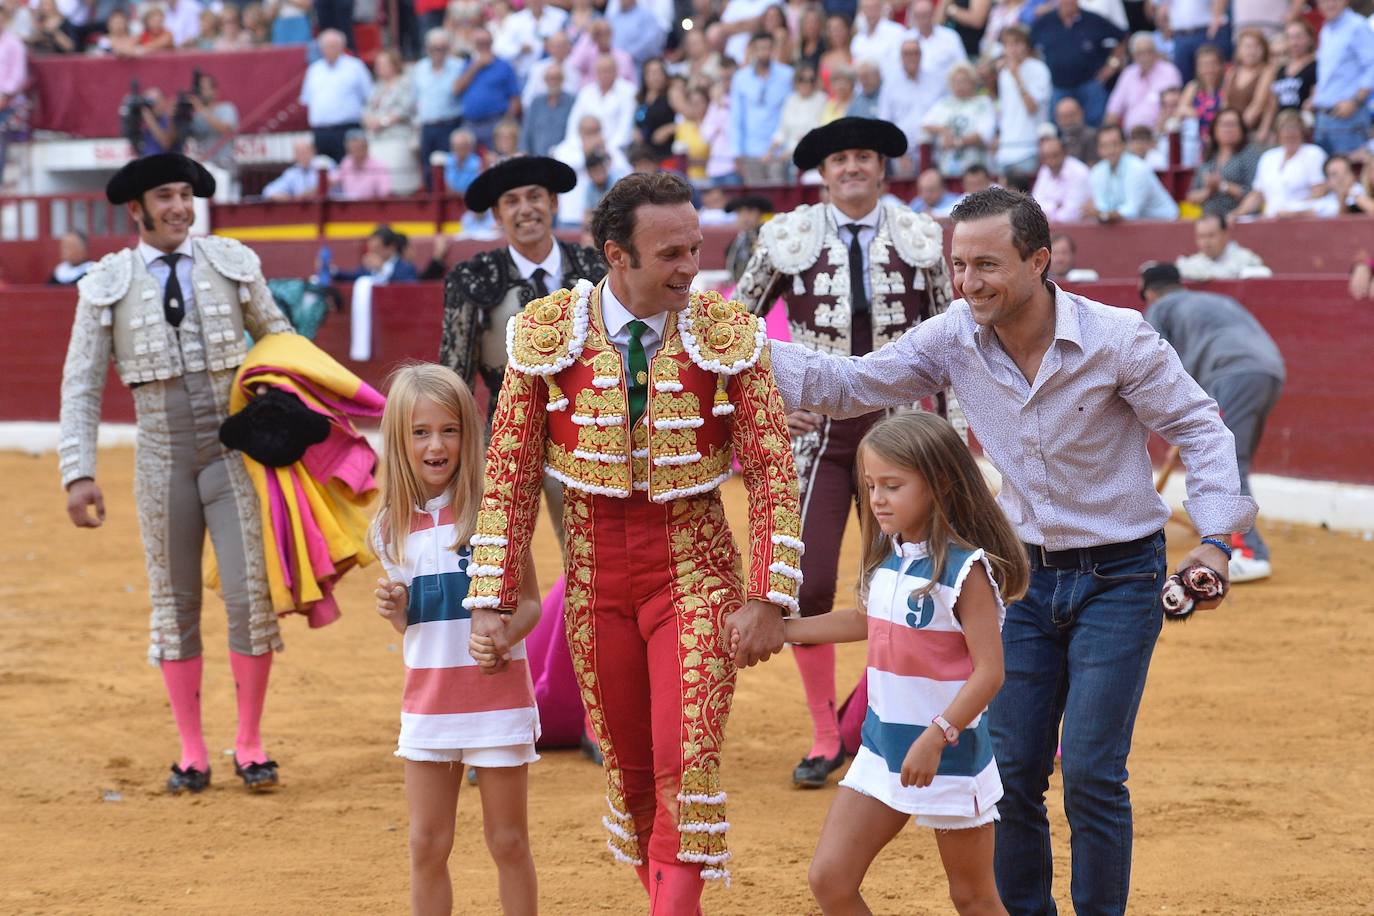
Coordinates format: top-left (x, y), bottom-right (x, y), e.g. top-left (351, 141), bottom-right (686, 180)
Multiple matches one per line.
top-left (1200, 536), bottom-right (1233, 559)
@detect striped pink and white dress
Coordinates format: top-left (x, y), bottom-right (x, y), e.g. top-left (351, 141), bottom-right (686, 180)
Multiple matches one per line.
top-left (375, 492), bottom-right (540, 755)
top-left (840, 538), bottom-right (1005, 818)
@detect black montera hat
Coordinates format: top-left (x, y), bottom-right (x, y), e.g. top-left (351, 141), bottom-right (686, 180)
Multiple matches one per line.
top-left (792, 117), bottom-right (908, 171)
top-left (725, 194), bottom-right (775, 214)
top-left (218, 388), bottom-right (331, 468)
top-left (463, 156), bottom-right (578, 213)
top-left (105, 153), bottom-right (216, 205)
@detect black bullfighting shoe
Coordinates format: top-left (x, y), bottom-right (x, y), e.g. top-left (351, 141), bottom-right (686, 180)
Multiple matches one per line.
top-left (233, 758), bottom-right (280, 791)
top-left (166, 763), bottom-right (211, 795)
top-left (792, 749), bottom-right (847, 789)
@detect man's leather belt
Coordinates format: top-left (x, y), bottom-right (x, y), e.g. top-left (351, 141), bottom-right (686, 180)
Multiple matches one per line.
top-left (1024, 531), bottom-right (1162, 569)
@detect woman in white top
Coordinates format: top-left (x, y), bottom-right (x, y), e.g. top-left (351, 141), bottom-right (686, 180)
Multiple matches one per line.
top-left (1234, 109), bottom-right (1327, 219)
top-left (767, 65), bottom-right (829, 176)
top-left (922, 63), bottom-right (996, 179)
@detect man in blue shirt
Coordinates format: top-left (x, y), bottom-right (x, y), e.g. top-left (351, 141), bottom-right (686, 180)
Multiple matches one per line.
top-left (519, 64), bottom-right (575, 157)
top-left (729, 32), bottom-right (795, 184)
top-left (1312, 0), bottom-right (1374, 155)
top-left (1030, 0), bottom-right (1125, 127)
top-left (608, 0), bottom-right (666, 67)
top-left (1088, 124), bottom-right (1179, 220)
top-left (413, 28), bottom-right (466, 190)
top-left (454, 27), bottom-right (522, 150)
top-left (444, 128), bottom-right (483, 193)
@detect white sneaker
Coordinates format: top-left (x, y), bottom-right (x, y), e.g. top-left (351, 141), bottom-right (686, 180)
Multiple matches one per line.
top-left (1228, 556), bottom-right (1272, 583)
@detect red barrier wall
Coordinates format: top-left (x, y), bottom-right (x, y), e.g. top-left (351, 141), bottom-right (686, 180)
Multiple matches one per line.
top-left (29, 48), bottom-right (310, 137)
top-left (5, 277), bottom-right (1369, 485)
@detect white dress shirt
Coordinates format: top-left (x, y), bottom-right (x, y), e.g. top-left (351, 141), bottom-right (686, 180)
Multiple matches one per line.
top-left (140, 238), bottom-right (197, 315)
top-left (850, 17), bottom-right (907, 67)
top-left (300, 55), bottom-right (375, 127)
top-left (878, 65), bottom-right (947, 150)
top-left (829, 201), bottom-right (882, 300)
top-left (509, 241), bottom-right (564, 288)
top-left (565, 79), bottom-right (639, 152)
top-left (601, 279), bottom-right (669, 370)
top-left (908, 25), bottom-right (968, 78)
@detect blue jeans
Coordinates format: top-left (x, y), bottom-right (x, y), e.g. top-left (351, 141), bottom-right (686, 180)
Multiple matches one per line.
top-left (1051, 80), bottom-right (1109, 128)
top-left (1171, 24), bottom-right (1232, 84)
top-left (989, 532), bottom-right (1167, 916)
top-left (1314, 109), bottom-right (1372, 156)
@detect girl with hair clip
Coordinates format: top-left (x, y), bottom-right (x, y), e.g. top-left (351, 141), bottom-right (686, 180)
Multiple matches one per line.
top-left (763, 410), bottom-right (1029, 915)
top-left (371, 363), bottom-right (543, 916)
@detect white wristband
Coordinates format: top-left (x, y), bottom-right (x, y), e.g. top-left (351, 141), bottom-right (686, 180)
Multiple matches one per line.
top-left (932, 715), bottom-right (960, 747)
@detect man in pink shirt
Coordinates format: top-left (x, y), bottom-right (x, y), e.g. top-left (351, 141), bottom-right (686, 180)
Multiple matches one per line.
top-left (329, 129), bottom-right (393, 200)
top-left (1105, 33), bottom-right (1181, 132)
top-left (1032, 133), bottom-right (1092, 222)
top-left (567, 18), bottom-right (635, 88)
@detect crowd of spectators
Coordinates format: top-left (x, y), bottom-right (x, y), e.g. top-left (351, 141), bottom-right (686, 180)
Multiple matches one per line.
top-left (7, 0), bottom-right (1374, 224)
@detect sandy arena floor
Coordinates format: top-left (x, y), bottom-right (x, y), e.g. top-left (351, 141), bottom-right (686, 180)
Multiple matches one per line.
top-left (1, 448), bottom-right (1372, 915)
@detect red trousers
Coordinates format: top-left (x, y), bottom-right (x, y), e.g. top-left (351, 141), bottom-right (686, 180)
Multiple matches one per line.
top-left (561, 486), bottom-right (739, 879)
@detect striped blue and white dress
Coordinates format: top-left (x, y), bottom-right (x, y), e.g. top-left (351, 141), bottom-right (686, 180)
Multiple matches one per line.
top-left (840, 538), bottom-right (1005, 818)
top-left (374, 492), bottom-right (540, 754)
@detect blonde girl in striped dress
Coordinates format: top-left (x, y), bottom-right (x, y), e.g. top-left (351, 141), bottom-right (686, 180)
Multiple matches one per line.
top-left (371, 363), bottom-right (543, 916)
top-left (780, 411), bottom-right (1028, 915)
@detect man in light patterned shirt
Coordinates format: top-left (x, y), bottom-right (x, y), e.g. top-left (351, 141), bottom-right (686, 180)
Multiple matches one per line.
top-left (770, 187), bottom-right (1256, 916)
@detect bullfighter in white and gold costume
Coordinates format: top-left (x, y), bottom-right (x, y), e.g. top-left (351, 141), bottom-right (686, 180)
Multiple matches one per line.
top-left (59, 154), bottom-right (293, 795)
top-left (464, 173), bottom-right (802, 914)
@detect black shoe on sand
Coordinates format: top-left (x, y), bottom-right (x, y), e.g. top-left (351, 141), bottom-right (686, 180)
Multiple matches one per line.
top-left (233, 758), bottom-right (279, 791)
top-left (792, 749), bottom-right (846, 788)
top-left (166, 763), bottom-right (211, 795)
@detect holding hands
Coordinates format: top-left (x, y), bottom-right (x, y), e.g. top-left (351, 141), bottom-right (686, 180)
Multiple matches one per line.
top-left (470, 608), bottom-right (515, 674)
top-left (723, 599), bottom-right (787, 669)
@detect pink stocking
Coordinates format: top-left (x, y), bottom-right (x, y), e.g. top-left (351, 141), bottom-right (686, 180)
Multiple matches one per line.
top-left (229, 651), bottom-right (273, 764)
top-left (647, 860), bottom-right (705, 916)
top-left (160, 656), bottom-right (208, 771)
top-left (793, 643), bottom-right (841, 759)
top-left (528, 575), bottom-right (588, 748)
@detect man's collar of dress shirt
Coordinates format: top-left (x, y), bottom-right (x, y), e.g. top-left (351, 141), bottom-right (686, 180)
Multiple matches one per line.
top-left (601, 278), bottom-right (669, 340)
top-left (828, 201), bottom-right (882, 231)
top-left (138, 236), bottom-right (194, 267)
top-left (509, 240), bottom-right (562, 281)
top-left (974, 281), bottom-right (1083, 352)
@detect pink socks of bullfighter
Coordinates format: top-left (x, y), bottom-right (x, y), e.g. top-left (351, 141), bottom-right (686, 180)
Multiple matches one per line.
top-left (793, 643), bottom-right (842, 759)
top-left (229, 650), bottom-right (273, 765)
top-left (160, 655), bottom-right (209, 772)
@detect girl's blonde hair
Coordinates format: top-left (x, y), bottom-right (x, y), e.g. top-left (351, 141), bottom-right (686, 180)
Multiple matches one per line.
top-left (856, 411), bottom-right (1029, 607)
top-left (370, 363), bottom-right (484, 566)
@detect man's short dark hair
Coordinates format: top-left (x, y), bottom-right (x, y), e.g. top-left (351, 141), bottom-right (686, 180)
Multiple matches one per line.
top-left (962, 163), bottom-right (990, 180)
top-left (1050, 232), bottom-right (1075, 253)
top-left (750, 30), bottom-right (773, 44)
top-left (1325, 153), bottom-right (1351, 174)
top-left (1097, 123), bottom-right (1126, 144)
top-left (950, 188), bottom-right (1053, 281)
top-left (1197, 212), bottom-right (1227, 230)
top-left (590, 172), bottom-right (694, 268)
top-left (1139, 261), bottom-right (1182, 293)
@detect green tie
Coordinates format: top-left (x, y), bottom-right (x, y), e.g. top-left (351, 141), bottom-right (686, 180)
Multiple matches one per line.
top-left (627, 319), bottom-right (649, 428)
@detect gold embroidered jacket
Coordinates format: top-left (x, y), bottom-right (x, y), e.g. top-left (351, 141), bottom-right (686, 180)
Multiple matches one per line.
top-left (465, 279), bottom-right (805, 615)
